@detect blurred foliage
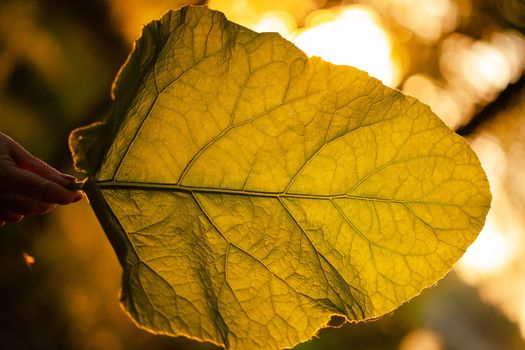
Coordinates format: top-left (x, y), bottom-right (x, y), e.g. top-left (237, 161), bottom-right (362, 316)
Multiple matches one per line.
top-left (0, 0), bottom-right (524, 349)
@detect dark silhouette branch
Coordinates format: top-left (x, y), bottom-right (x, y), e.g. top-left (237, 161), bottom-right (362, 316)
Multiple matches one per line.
top-left (456, 73), bottom-right (525, 136)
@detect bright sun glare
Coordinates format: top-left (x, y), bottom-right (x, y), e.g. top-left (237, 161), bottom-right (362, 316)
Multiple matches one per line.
top-left (291, 6), bottom-right (398, 86)
top-left (249, 5), bottom-right (400, 87)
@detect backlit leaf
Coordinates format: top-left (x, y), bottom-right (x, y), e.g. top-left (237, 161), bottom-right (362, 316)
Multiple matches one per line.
top-left (69, 6), bottom-right (491, 350)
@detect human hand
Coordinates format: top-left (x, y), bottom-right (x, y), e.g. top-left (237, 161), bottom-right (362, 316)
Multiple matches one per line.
top-left (0, 132), bottom-right (82, 227)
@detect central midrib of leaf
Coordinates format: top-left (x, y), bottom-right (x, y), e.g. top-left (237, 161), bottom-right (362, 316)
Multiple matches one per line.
top-left (95, 180), bottom-right (479, 208)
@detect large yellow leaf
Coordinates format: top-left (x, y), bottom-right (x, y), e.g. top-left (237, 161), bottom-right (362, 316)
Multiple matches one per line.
top-left (69, 6), bottom-right (490, 350)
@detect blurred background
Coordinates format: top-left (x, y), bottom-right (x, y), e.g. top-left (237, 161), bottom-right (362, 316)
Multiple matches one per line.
top-left (1, 0), bottom-right (524, 349)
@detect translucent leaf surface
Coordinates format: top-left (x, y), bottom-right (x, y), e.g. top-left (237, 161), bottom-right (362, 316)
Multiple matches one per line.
top-left (69, 6), bottom-right (491, 350)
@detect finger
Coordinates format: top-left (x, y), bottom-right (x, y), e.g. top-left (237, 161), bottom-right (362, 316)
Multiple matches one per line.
top-left (0, 212), bottom-right (24, 223)
top-left (0, 193), bottom-right (56, 216)
top-left (8, 139), bottom-right (78, 187)
top-left (5, 166), bottom-right (82, 205)
top-left (0, 221), bottom-right (5, 227)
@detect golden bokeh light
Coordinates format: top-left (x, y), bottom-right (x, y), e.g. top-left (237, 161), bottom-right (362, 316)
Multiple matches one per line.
top-left (368, 0), bottom-right (459, 42)
top-left (463, 42), bottom-right (513, 97)
top-left (457, 134), bottom-right (514, 278)
top-left (458, 215), bottom-right (514, 278)
top-left (402, 29), bottom-right (525, 128)
top-left (399, 328), bottom-right (443, 350)
top-left (251, 10), bottom-right (296, 37)
top-left (440, 31), bottom-right (525, 102)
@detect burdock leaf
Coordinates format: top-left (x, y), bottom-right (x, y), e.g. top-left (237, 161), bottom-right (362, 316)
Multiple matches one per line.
top-left (69, 6), bottom-right (490, 350)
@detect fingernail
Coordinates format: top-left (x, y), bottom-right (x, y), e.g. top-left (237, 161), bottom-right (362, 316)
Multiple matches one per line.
top-left (64, 182), bottom-right (84, 191)
top-left (73, 192), bottom-right (83, 203)
top-left (60, 173), bottom-right (77, 182)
